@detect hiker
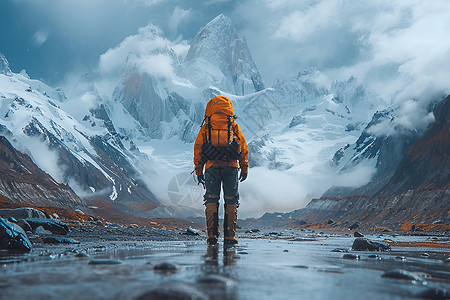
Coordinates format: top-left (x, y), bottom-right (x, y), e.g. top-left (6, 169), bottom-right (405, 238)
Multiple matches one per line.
top-left (194, 96), bottom-right (248, 245)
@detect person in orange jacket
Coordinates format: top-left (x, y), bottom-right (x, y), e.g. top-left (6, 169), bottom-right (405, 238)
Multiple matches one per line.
top-left (194, 96), bottom-right (248, 245)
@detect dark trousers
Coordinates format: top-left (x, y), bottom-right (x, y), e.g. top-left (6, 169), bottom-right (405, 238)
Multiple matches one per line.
top-left (204, 166), bottom-right (239, 205)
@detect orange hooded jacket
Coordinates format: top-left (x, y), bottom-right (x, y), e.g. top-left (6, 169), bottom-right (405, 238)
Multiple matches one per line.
top-left (194, 96), bottom-right (249, 175)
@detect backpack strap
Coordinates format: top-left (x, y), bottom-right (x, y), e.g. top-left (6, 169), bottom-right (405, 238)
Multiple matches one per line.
top-left (207, 116), bottom-right (212, 143)
top-left (227, 115), bottom-right (232, 145)
top-left (200, 116), bottom-right (207, 127)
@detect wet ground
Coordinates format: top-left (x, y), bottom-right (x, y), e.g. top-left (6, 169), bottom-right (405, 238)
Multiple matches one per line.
top-left (0, 229), bottom-right (449, 299)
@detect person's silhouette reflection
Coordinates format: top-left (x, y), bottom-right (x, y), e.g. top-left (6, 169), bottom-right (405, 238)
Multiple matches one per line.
top-left (202, 244), bottom-right (238, 268)
top-left (223, 245), bottom-right (237, 266)
top-left (203, 244), bottom-right (219, 267)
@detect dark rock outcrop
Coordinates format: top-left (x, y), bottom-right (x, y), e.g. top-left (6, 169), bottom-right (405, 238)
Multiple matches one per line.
top-left (16, 220), bottom-right (32, 232)
top-left (25, 218), bottom-right (69, 235)
top-left (352, 238), bottom-right (391, 251)
top-left (348, 222), bottom-right (360, 230)
top-left (0, 207), bottom-right (48, 220)
top-left (0, 217), bottom-right (32, 252)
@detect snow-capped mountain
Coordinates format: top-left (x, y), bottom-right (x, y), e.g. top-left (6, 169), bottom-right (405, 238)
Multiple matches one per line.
top-left (0, 54), bottom-right (166, 218)
top-left (185, 14), bottom-right (264, 95)
top-left (72, 14), bottom-right (393, 216)
top-left (243, 69), bottom-right (386, 174)
top-left (326, 101), bottom-right (436, 197)
top-left (265, 94), bottom-right (450, 229)
top-left (111, 14), bottom-right (265, 143)
top-left (1, 14), bottom-right (412, 219)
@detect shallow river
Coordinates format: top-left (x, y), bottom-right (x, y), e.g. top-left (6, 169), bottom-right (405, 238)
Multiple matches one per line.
top-left (1, 235), bottom-right (449, 299)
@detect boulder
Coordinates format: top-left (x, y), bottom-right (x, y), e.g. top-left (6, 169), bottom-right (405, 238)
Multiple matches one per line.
top-left (343, 253), bottom-right (360, 260)
top-left (34, 226), bottom-right (53, 235)
top-left (25, 218), bottom-right (69, 235)
top-left (354, 231), bottom-right (364, 237)
top-left (348, 222), bottom-right (360, 230)
top-left (16, 219), bottom-right (32, 232)
top-left (153, 262), bottom-right (178, 273)
top-left (0, 217), bottom-right (32, 252)
top-left (0, 207), bottom-right (48, 220)
top-left (352, 238), bottom-right (391, 251)
top-left (331, 248), bottom-right (349, 253)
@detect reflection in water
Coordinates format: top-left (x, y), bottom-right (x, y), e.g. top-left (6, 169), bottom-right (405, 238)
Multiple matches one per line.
top-left (223, 246), bottom-right (237, 266)
top-left (1, 238), bottom-right (449, 299)
top-left (203, 244), bottom-right (219, 267)
top-left (200, 244), bottom-right (238, 300)
top-left (202, 244), bottom-right (238, 269)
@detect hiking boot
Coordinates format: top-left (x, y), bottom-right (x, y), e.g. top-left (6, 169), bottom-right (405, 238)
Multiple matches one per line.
top-left (205, 202), bottom-right (219, 244)
top-left (223, 203), bottom-right (238, 245)
top-left (207, 237), bottom-right (218, 245)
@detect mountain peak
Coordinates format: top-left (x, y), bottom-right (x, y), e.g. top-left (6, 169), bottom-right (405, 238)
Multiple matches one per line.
top-left (184, 15), bottom-right (264, 95)
top-left (0, 53), bottom-right (13, 76)
top-left (186, 14), bottom-right (236, 56)
top-left (206, 13), bottom-right (233, 30)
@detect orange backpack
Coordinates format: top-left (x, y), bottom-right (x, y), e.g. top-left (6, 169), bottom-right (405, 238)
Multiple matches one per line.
top-left (201, 96), bottom-right (240, 161)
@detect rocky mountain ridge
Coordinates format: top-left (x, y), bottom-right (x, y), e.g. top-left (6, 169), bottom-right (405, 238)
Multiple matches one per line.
top-left (0, 135), bottom-right (84, 209)
top-left (263, 95), bottom-right (450, 230)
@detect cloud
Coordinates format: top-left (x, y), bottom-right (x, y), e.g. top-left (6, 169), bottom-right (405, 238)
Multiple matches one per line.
top-left (24, 137), bottom-right (66, 183)
top-left (137, 54), bottom-right (175, 78)
top-left (394, 99), bottom-right (434, 132)
top-left (136, 0), bottom-right (164, 6)
top-left (97, 23), bottom-right (184, 87)
top-left (274, 0), bottom-right (339, 41)
top-left (238, 161), bottom-right (375, 218)
top-left (233, 0), bottom-right (450, 105)
top-left (239, 167), bottom-right (309, 217)
top-left (169, 6), bottom-right (193, 32)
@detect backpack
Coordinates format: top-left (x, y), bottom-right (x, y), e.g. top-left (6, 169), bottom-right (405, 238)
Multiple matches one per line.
top-left (201, 96), bottom-right (241, 161)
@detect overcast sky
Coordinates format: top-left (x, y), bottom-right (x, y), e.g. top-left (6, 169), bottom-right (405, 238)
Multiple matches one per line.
top-left (1, 0), bottom-right (450, 103)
